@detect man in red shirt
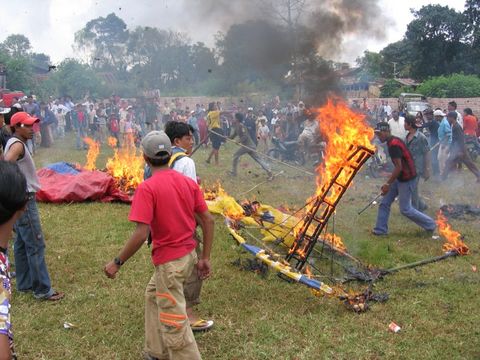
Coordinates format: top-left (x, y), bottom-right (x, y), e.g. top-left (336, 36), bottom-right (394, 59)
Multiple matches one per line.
top-left (372, 122), bottom-right (436, 235)
top-left (463, 108), bottom-right (480, 152)
top-left (104, 130), bottom-right (214, 360)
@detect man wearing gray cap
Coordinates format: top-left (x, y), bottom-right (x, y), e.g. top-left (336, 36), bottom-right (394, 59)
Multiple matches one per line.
top-left (104, 131), bottom-right (215, 360)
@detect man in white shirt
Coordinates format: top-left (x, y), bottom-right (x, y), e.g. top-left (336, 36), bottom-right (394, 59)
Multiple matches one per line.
top-left (447, 101), bottom-right (463, 128)
top-left (384, 101), bottom-right (392, 119)
top-left (388, 110), bottom-right (407, 139)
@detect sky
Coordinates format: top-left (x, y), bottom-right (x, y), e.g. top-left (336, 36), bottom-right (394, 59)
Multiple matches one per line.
top-left (0, 0), bottom-right (467, 64)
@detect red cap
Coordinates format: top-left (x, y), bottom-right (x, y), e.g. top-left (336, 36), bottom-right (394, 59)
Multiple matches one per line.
top-left (10, 112), bottom-right (40, 127)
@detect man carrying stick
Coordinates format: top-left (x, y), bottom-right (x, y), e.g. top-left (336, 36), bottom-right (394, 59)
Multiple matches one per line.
top-left (228, 113), bottom-right (274, 180)
top-left (372, 122), bottom-right (436, 236)
top-left (104, 131), bottom-right (214, 360)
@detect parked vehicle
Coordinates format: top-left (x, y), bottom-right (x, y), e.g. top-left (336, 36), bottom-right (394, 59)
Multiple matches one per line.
top-left (398, 93), bottom-right (431, 117)
top-left (0, 89), bottom-right (25, 106)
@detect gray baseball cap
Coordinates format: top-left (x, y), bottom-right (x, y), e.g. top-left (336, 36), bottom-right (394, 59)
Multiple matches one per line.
top-left (141, 131), bottom-right (172, 160)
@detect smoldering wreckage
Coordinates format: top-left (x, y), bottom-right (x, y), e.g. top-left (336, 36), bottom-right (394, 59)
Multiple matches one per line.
top-left (35, 98), bottom-right (473, 313)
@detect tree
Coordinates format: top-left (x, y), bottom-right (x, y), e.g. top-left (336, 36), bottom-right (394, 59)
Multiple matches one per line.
top-left (405, 5), bottom-right (472, 79)
top-left (74, 13), bottom-right (128, 71)
top-left (417, 73), bottom-right (480, 97)
top-left (47, 59), bottom-right (104, 99)
top-left (30, 53), bottom-right (51, 72)
top-left (1, 34), bottom-right (31, 57)
top-left (356, 51), bottom-right (385, 81)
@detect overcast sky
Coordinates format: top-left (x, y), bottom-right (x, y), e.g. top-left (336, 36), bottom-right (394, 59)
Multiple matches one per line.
top-left (0, 0), bottom-right (467, 64)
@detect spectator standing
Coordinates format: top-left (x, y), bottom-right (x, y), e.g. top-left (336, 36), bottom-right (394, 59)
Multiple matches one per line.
top-left (388, 110), bottom-right (407, 139)
top-left (463, 108), bottom-right (480, 152)
top-left (436, 110), bottom-right (451, 176)
top-left (257, 118), bottom-right (270, 153)
top-left (0, 161), bottom-right (30, 360)
top-left (205, 102), bottom-right (223, 165)
top-left (404, 116), bottom-right (431, 211)
top-left (421, 109), bottom-right (440, 176)
top-left (448, 101), bottom-right (463, 128)
top-left (4, 112), bottom-right (64, 301)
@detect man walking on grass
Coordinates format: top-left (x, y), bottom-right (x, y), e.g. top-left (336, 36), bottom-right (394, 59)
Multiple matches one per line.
top-left (105, 131), bottom-right (214, 360)
top-left (228, 113), bottom-right (273, 180)
top-left (372, 122), bottom-right (436, 236)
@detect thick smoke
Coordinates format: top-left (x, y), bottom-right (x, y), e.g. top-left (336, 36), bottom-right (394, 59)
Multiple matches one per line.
top-left (180, 0), bottom-right (388, 103)
top-left (181, 0), bottom-right (387, 60)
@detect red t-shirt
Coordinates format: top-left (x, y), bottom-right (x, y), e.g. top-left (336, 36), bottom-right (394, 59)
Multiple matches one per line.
top-left (463, 114), bottom-right (478, 137)
top-left (128, 169), bottom-right (208, 265)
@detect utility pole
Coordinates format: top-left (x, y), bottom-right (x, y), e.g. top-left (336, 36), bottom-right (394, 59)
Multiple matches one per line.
top-left (392, 62), bottom-right (398, 78)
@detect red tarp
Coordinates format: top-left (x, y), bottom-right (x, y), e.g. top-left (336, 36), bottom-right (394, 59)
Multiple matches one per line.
top-left (36, 168), bottom-right (131, 203)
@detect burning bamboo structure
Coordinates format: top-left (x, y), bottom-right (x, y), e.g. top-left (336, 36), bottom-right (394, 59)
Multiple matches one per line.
top-left (286, 145), bottom-right (374, 270)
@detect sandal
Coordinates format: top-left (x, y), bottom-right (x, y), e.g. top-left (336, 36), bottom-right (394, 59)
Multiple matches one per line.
top-left (190, 319), bottom-right (214, 332)
top-left (44, 291), bottom-right (65, 301)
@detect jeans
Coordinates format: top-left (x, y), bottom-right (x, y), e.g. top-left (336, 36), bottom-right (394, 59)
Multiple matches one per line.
top-left (75, 126), bottom-right (87, 149)
top-left (430, 141), bottom-right (439, 176)
top-left (373, 178), bottom-right (436, 235)
top-left (13, 196), bottom-right (54, 299)
top-left (411, 176), bottom-right (427, 211)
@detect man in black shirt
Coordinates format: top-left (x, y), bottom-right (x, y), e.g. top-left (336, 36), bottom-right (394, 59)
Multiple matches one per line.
top-left (372, 122), bottom-right (436, 235)
top-left (422, 109), bottom-right (440, 176)
top-left (442, 112), bottom-right (480, 182)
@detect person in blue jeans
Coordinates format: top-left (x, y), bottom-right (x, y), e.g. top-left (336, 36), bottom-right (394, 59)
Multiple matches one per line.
top-left (372, 122), bottom-right (436, 236)
top-left (4, 112), bottom-right (64, 301)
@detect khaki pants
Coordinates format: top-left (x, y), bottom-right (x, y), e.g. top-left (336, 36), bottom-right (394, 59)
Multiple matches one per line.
top-left (184, 234), bottom-right (203, 308)
top-left (438, 143), bottom-right (449, 176)
top-left (144, 250), bottom-right (201, 360)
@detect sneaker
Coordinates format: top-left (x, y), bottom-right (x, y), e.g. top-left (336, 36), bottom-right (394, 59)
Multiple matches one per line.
top-left (143, 352), bottom-right (160, 360)
top-left (227, 171), bottom-right (237, 177)
top-left (371, 229), bottom-right (387, 236)
top-left (267, 172), bottom-right (274, 181)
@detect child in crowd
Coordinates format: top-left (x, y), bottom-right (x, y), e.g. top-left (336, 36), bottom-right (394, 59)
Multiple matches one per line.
top-left (257, 118), bottom-right (270, 153)
top-left (56, 108), bottom-right (66, 138)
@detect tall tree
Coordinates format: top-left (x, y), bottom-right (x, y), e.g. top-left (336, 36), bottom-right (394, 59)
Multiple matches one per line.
top-left (406, 5), bottom-right (471, 79)
top-left (1, 34), bottom-right (31, 57)
top-left (74, 13), bottom-right (128, 71)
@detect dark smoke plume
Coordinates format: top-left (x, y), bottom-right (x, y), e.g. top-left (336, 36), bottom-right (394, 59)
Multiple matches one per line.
top-left (181, 0), bottom-right (388, 103)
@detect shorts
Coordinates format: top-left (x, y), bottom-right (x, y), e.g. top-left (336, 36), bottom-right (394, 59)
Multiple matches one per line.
top-left (210, 127), bottom-right (223, 150)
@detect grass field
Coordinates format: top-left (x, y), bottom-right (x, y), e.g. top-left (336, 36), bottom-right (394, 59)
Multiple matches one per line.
top-left (11, 134), bottom-right (480, 359)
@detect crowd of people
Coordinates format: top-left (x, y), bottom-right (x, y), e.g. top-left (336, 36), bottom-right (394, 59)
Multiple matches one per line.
top-left (0, 92), bottom-right (479, 359)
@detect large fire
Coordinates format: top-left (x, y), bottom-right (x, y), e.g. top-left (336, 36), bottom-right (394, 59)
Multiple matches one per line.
top-left (293, 98), bottom-right (375, 251)
top-left (105, 137), bottom-right (144, 193)
top-left (83, 137), bottom-right (100, 171)
top-left (436, 211), bottom-right (469, 255)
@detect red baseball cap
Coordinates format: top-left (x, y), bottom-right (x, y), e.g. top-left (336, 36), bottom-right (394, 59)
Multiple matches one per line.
top-left (10, 112), bottom-right (40, 127)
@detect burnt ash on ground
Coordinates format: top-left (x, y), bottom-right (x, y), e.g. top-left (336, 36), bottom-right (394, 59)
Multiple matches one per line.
top-left (440, 204), bottom-right (480, 219)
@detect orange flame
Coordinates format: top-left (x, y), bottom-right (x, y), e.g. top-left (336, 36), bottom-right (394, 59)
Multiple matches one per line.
top-left (105, 136), bottom-right (144, 193)
top-left (436, 211), bottom-right (469, 255)
top-left (315, 97), bottom-right (374, 194)
top-left (293, 98), bottom-right (375, 255)
top-left (83, 137), bottom-right (100, 171)
top-left (323, 233), bottom-right (347, 252)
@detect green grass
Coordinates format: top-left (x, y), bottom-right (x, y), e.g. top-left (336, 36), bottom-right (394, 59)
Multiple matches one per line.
top-left (11, 134), bottom-right (480, 359)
